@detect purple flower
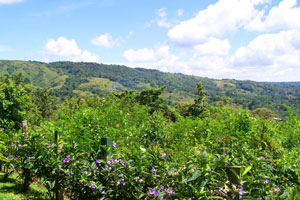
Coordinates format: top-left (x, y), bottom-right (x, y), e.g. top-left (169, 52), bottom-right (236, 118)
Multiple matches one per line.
top-left (11, 143), bottom-right (15, 146)
top-left (161, 153), bottom-right (166, 158)
top-left (149, 189), bottom-right (158, 196)
top-left (120, 179), bottom-right (124, 184)
top-left (264, 179), bottom-right (269, 184)
top-left (96, 159), bottom-right (100, 164)
top-left (63, 156), bottom-right (70, 163)
top-left (8, 154), bottom-right (11, 158)
top-left (275, 188), bottom-right (281, 193)
top-left (84, 171), bottom-right (87, 175)
top-left (222, 152), bottom-right (227, 156)
top-left (18, 144), bottom-right (21, 147)
top-left (94, 165), bottom-right (98, 170)
top-left (238, 190), bottom-right (244, 196)
top-left (67, 172), bottom-right (72, 176)
top-left (141, 154), bottom-right (144, 158)
top-left (152, 167), bottom-right (157, 175)
top-left (110, 164), bottom-right (114, 168)
top-left (231, 194), bottom-right (235, 197)
top-left (160, 185), bottom-right (164, 190)
top-left (113, 142), bottom-right (116, 148)
top-left (90, 185), bottom-right (95, 190)
top-left (258, 156), bottom-right (265, 160)
top-left (166, 188), bottom-right (174, 194)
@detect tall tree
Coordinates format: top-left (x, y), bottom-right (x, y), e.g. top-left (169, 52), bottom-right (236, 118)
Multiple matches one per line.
top-left (187, 82), bottom-right (206, 118)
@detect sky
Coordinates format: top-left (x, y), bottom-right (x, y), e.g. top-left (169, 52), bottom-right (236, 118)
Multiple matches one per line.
top-left (1, 0), bottom-right (300, 81)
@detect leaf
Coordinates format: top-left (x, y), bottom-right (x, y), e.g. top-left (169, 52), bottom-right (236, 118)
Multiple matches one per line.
top-left (140, 147), bottom-right (146, 152)
top-left (187, 170), bottom-right (201, 182)
top-left (279, 191), bottom-right (289, 199)
top-left (242, 165), bottom-right (252, 176)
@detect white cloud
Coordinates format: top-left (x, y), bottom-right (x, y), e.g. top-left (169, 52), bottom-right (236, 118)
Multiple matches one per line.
top-left (91, 33), bottom-right (120, 48)
top-left (123, 28), bottom-right (300, 81)
top-left (246, 0), bottom-right (300, 31)
top-left (193, 38), bottom-right (231, 56)
top-left (123, 48), bottom-right (156, 62)
top-left (156, 8), bottom-right (172, 28)
top-left (168, 0), bottom-right (269, 46)
top-left (232, 30), bottom-right (300, 67)
top-left (123, 45), bottom-right (179, 71)
top-left (45, 37), bottom-right (99, 62)
top-left (124, 45), bottom-right (178, 63)
top-left (0, 0), bottom-right (23, 4)
top-left (91, 32), bottom-right (133, 48)
top-left (187, 55), bottom-right (234, 78)
top-left (177, 9), bottom-right (184, 17)
top-left (229, 30), bottom-right (300, 81)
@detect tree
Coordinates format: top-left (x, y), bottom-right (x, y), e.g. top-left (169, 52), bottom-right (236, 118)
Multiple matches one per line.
top-left (0, 75), bottom-right (40, 129)
top-left (32, 88), bottom-right (57, 119)
top-left (187, 82), bottom-right (206, 118)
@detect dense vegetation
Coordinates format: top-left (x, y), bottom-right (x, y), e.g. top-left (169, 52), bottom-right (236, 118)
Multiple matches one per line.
top-left (1, 77), bottom-right (300, 199)
top-left (2, 60), bottom-right (300, 116)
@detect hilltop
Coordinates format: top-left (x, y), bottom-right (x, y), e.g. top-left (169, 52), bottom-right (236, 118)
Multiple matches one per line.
top-left (1, 60), bottom-right (300, 115)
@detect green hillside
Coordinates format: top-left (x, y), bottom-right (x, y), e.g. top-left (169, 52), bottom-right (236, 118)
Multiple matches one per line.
top-left (1, 60), bottom-right (300, 115)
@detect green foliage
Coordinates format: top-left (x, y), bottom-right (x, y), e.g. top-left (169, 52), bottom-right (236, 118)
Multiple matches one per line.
top-left (3, 60), bottom-right (300, 115)
top-left (32, 87), bottom-right (57, 119)
top-left (0, 75), bottom-right (32, 129)
top-left (186, 82), bottom-right (206, 118)
top-left (2, 80), bottom-right (300, 199)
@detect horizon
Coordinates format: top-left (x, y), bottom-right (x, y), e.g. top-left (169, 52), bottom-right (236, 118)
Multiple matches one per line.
top-left (1, 0), bottom-right (300, 82)
top-left (2, 58), bottom-right (300, 83)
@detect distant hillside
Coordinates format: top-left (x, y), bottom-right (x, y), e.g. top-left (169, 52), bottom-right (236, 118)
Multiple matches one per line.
top-left (1, 60), bottom-right (300, 115)
top-left (263, 82), bottom-right (300, 87)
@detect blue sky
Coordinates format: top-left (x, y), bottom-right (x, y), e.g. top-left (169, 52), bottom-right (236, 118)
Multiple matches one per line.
top-left (1, 0), bottom-right (300, 81)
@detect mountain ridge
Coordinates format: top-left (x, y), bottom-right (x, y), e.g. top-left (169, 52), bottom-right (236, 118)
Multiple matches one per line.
top-left (1, 59), bottom-right (300, 115)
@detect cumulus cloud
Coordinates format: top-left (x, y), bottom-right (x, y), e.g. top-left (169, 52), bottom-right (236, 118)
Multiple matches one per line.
top-left (232, 30), bottom-right (300, 67)
top-left (0, 0), bottom-right (23, 4)
top-left (123, 28), bottom-right (300, 81)
top-left (229, 30), bottom-right (300, 80)
top-left (246, 0), bottom-right (300, 31)
top-left (123, 45), bottom-right (180, 71)
top-left (187, 55), bottom-right (235, 78)
top-left (91, 33), bottom-right (120, 48)
top-left (124, 45), bottom-right (177, 62)
top-left (45, 37), bottom-right (99, 62)
top-left (91, 32), bottom-right (133, 48)
top-left (193, 38), bottom-right (231, 56)
top-left (168, 0), bottom-right (269, 46)
top-left (123, 48), bottom-right (156, 62)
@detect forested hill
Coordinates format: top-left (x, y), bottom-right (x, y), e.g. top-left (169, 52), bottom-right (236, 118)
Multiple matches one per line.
top-left (1, 60), bottom-right (300, 115)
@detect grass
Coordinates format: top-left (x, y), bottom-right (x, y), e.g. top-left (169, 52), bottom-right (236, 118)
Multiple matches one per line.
top-left (0, 172), bottom-right (49, 200)
top-left (78, 77), bottom-right (125, 91)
